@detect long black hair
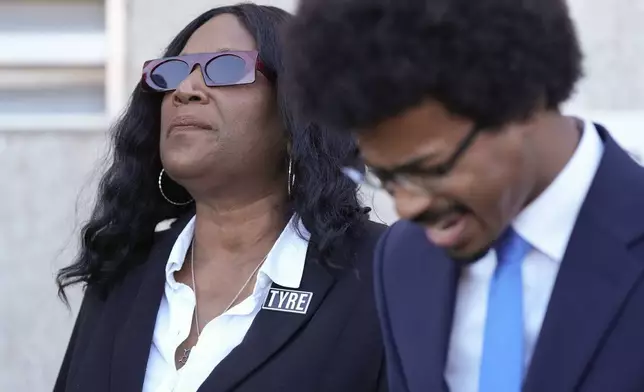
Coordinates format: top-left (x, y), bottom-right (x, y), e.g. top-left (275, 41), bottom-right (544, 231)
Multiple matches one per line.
top-left (57, 4), bottom-right (368, 302)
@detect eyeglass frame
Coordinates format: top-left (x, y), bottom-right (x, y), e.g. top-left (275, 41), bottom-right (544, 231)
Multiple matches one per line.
top-left (342, 124), bottom-right (482, 194)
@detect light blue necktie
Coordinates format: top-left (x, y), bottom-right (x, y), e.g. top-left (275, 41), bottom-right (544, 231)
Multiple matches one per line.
top-left (478, 228), bottom-right (531, 392)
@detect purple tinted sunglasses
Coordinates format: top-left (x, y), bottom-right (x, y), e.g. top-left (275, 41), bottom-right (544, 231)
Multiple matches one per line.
top-left (141, 50), bottom-right (275, 92)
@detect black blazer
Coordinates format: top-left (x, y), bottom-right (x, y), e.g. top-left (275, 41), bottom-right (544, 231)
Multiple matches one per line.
top-left (54, 216), bottom-right (388, 392)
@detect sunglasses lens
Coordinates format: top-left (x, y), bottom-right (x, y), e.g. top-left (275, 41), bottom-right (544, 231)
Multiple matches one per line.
top-left (205, 55), bottom-right (247, 85)
top-left (150, 60), bottom-right (189, 90)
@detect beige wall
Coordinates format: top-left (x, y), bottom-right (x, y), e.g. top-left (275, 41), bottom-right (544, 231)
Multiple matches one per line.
top-left (0, 132), bottom-right (106, 391)
top-left (566, 0), bottom-right (644, 111)
top-left (2, 0), bottom-right (643, 390)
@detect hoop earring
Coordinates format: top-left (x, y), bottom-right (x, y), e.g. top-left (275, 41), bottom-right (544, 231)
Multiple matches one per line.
top-left (158, 169), bottom-right (193, 206)
top-left (287, 156), bottom-right (295, 198)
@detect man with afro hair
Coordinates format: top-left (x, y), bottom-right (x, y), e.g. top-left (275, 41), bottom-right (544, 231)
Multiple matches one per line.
top-left (284, 0), bottom-right (644, 391)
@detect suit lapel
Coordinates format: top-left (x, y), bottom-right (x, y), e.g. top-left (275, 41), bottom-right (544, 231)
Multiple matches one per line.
top-left (200, 248), bottom-right (335, 392)
top-left (523, 213), bottom-right (642, 392)
top-left (524, 128), bottom-right (644, 392)
top-left (386, 223), bottom-right (457, 392)
top-left (110, 216), bottom-right (192, 392)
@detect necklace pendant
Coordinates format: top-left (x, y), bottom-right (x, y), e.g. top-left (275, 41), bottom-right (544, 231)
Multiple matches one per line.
top-left (178, 347), bottom-right (191, 364)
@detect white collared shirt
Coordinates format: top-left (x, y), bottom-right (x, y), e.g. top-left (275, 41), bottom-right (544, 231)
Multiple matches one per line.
top-left (142, 215), bottom-right (310, 392)
top-left (445, 120), bottom-right (605, 392)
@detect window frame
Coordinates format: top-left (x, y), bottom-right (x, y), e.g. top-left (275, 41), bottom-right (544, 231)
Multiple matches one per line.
top-left (0, 0), bottom-right (127, 132)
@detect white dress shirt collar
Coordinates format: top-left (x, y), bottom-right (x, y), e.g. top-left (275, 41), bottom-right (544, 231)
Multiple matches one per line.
top-left (513, 119), bottom-right (604, 262)
top-left (165, 214), bottom-right (310, 291)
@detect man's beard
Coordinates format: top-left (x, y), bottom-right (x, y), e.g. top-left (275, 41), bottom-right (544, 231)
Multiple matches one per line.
top-left (447, 246), bottom-right (492, 266)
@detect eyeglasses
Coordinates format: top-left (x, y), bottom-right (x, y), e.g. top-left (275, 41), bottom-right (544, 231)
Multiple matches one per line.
top-left (342, 125), bottom-right (481, 194)
top-left (141, 50), bottom-right (275, 92)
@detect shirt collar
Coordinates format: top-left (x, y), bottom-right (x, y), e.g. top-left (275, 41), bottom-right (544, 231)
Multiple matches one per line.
top-left (513, 119), bottom-right (604, 262)
top-left (165, 215), bottom-right (309, 289)
top-left (165, 216), bottom-right (195, 289)
top-left (256, 216), bottom-right (310, 289)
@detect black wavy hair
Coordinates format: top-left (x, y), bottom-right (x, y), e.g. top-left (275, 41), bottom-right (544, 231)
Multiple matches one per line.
top-left (57, 3), bottom-right (368, 302)
top-left (284, 0), bottom-right (583, 130)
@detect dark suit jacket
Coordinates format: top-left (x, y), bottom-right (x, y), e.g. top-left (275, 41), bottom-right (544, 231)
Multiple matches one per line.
top-left (375, 125), bottom-right (644, 392)
top-left (54, 217), bottom-right (388, 392)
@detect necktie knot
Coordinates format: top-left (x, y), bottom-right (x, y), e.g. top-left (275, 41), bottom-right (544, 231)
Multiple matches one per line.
top-left (494, 227), bottom-right (531, 268)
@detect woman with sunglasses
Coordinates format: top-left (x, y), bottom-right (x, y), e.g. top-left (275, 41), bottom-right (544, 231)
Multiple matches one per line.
top-left (53, 4), bottom-right (387, 392)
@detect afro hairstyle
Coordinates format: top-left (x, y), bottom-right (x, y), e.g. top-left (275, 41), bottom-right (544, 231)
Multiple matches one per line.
top-left (283, 0), bottom-right (583, 131)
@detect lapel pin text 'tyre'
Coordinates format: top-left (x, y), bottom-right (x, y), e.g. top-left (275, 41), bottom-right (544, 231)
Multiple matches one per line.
top-left (262, 288), bottom-right (313, 314)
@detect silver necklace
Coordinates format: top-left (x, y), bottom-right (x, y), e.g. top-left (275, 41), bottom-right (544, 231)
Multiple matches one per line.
top-left (178, 238), bottom-right (268, 365)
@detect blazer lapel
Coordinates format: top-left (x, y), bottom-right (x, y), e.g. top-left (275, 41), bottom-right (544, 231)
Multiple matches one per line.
top-left (524, 130), bottom-right (644, 392)
top-left (523, 214), bottom-right (642, 392)
top-left (110, 216), bottom-right (192, 392)
top-left (200, 249), bottom-right (335, 392)
top-left (386, 223), bottom-right (457, 392)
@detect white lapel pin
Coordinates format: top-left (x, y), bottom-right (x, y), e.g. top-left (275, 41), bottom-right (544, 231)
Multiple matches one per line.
top-left (262, 288), bottom-right (314, 315)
